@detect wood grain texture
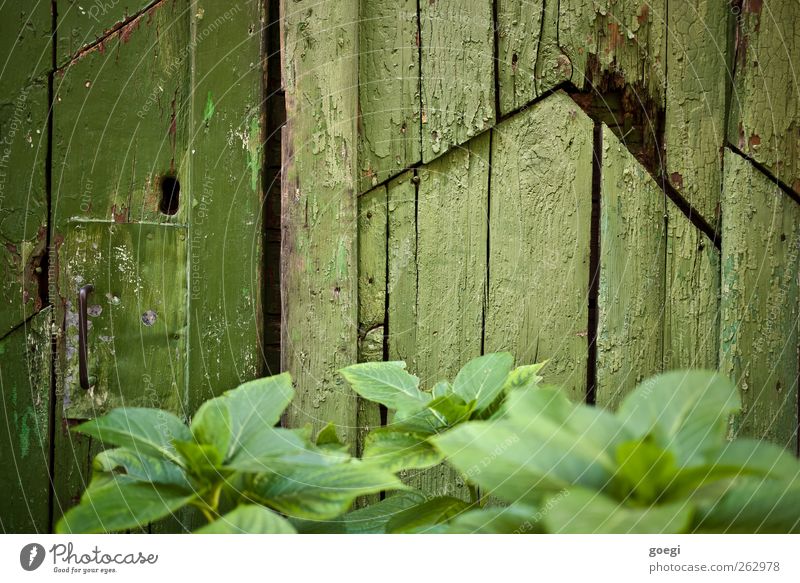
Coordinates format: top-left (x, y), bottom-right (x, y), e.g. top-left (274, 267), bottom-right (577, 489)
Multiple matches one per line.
top-left (559, 0), bottom-right (667, 105)
top-left (187, 0), bottom-right (264, 408)
top-left (0, 1), bottom-right (52, 97)
top-left (358, 0), bottom-right (420, 193)
top-left (664, 199), bottom-right (719, 371)
top-left (0, 308), bottom-right (52, 533)
top-left (56, 0), bottom-right (156, 64)
top-left (728, 0), bottom-right (800, 193)
top-left (281, 0), bottom-right (359, 446)
top-left (664, 0), bottom-right (729, 226)
top-left (420, 0), bottom-right (495, 162)
top-left (720, 150), bottom-right (800, 449)
top-left (485, 91), bottom-right (593, 400)
top-left (597, 125), bottom-right (666, 408)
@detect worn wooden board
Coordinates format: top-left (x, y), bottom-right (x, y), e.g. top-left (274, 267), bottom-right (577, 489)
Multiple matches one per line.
top-left (358, 0), bottom-right (420, 193)
top-left (664, 199), bottom-right (719, 371)
top-left (56, 0), bottom-right (156, 64)
top-left (420, 0), bottom-right (495, 162)
top-left (720, 150), bottom-right (800, 449)
top-left (0, 81), bottom-right (49, 335)
top-left (187, 0), bottom-right (264, 407)
top-left (0, 1), bottom-right (52, 97)
top-left (559, 0), bottom-right (667, 105)
top-left (664, 0), bottom-right (729, 226)
top-left (281, 0), bottom-right (359, 446)
top-left (597, 125), bottom-right (666, 408)
top-left (485, 92), bottom-right (593, 400)
top-left (0, 308), bottom-right (52, 533)
top-left (53, 0), bottom-right (190, 226)
top-left (728, 0), bottom-right (800, 193)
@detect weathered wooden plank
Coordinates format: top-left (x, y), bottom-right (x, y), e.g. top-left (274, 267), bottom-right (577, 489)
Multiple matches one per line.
top-left (597, 125), bottom-right (666, 408)
top-left (664, 0), bottom-right (729, 227)
top-left (281, 0), bottom-right (359, 445)
top-left (53, 0), bottom-right (190, 226)
top-left (358, 0), bottom-right (420, 193)
top-left (559, 0), bottom-right (667, 106)
top-left (485, 91), bottom-right (593, 400)
top-left (721, 150), bottom-right (800, 449)
top-left (0, 81), bottom-right (49, 335)
top-left (188, 0), bottom-right (263, 407)
top-left (420, 0), bottom-right (495, 162)
top-left (728, 0), bottom-right (800, 193)
top-left (0, 1), bottom-right (52, 97)
top-left (0, 308), bottom-right (52, 533)
top-left (664, 199), bottom-right (720, 371)
top-left (56, 0), bottom-right (154, 64)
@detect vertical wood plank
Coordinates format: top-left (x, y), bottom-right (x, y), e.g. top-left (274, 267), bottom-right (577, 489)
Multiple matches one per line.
top-left (420, 0), bottom-right (495, 162)
top-left (281, 0), bottom-right (359, 444)
top-left (597, 125), bottom-right (666, 408)
top-left (664, 200), bottom-right (720, 371)
top-left (0, 308), bottom-right (52, 533)
top-left (728, 0), bottom-right (800, 191)
top-left (721, 150), bottom-right (800, 449)
top-left (188, 0), bottom-right (264, 407)
top-left (664, 0), bottom-right (729, 226)
top-left (485, 91), bottom-right (593, 400)
top-left (358, 0), bottom-right (420, 193)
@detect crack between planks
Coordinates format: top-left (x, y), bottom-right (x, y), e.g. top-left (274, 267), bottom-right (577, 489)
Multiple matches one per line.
top-left (586, 121), bottom-right (602, 406)
top-left (727, 144), bottom-right (800, 206)
top-left (481, 129), bottom-right (493, 356)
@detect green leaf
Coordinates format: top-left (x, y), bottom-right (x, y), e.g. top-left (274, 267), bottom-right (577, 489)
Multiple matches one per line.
top-left (501, 362), bottom-right (546, 392)
top-left (226, 427), bottom-right (346, 472)
top-left (612, 438), bottom-right (678, 504)
top-left (340, 361), bottom-right (430, 412)
top-left (293, 491), bottom-right (428, 534)
top-left (315, 423), bottom-right (344, 448)
top-left (191, 373), bottom-right (294, 461)
top-left (431, 381), bottom-right (451, 398)
top-left (363, 428), bottom-right (443, 471)
top-left (93, 448), bottom-right (191, 490)
top-left (56, 476), bottom-right (194, 534)
top-left (542, 488), bottom-right (695, 534)
top-left (448, 504), bottom-right (542, 534)
top-left (245, 463), bottom-right (406, 520)
top-left (617, 370), bottom-right (740, 464)
top-left (453, 352), bottom-right (514, 412)
top-left (75, 408), bottom-right (191, 464)
top-left (427, 393), bottom-right (476, 426)
top-left (195, 505), bottom-right (296, 534)
top-left (692, 477), bottom-right (800, 533)
top-left (173, 440), bottom-right (226, 483)
top-left (386, 496), bottom-right (472, 533)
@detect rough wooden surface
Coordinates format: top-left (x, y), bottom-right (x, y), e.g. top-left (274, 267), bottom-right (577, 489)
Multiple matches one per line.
top-left (188, 0), bottom-right (264, 408)
top-left (281, 0), bottom-right (359, 446)
top-left (720, 150), bottom-right (800, 450)
top-left (0, 1), bottom-right (51, 97)
top-left (664, 0), bottom-right (729, 226)
top-left (0, 308), bottom-right (52, 533)
top-left (485, 92), bottom-right (593, 400)
top-left (358, 0), bottom-right (420, 193)
top-left (56, 0), bottom-right (156, 64)
top-left (597, 125), bottom-right (666, 408)
top-left (664, 199), bottom-right (719, 371)
top-left (728, 0), bottom-right (800, 192)
top-left (420, 0), bottom-right (495, 162)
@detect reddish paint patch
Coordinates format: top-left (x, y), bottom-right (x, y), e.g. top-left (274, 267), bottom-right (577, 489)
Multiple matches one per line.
top-left (745, 0), bottom-right (763, 14)
top-left (792, 179), bottom-right (800, 194)
top-left (607, 22), bottom-right (623, 51)
top-left (670, 172), bottom-right (684, 189)
top-left (111, 204), bottom-right (128, 223)
top-left (637, 4), bottom-right (650, 25)
top-left (748, 133), bottom-right (761, 148)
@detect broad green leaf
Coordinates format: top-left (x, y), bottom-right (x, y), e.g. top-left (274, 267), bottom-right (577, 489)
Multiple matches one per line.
top-left (501, 362), bottom-right (546, 392)
top-left (173, 440), bottom-right (226, 483)
top-left (363, 428), bottom-right (443, 471)
top-left (315, 423), bottom-right (344, 449)
top-left (612, 438), bottom-right (678, 504)
top-left (245, 463), bottom-right (406, 520)
top-left (190, 399), bottom-right (232, 459)
top-left (386, 496), bottom-right (472, 533)
top-left (56, 476), bottom-right (194, 534)
top-left (196, 505), bottom-right (296, 534)
top-left (448, 504), bottom-right (542, 534)
top-left (226, 427), bottom-right (346, 472)
top-left (293, 491), bottom-right (428, 534)
top-left (93, 448), bottom-right (191, 490)
top-left (75, 409), bottom-right (191, 464)
top-left (692, 477), bottom-right (800, 533)
top-left (340, 361), bottom-right (430, 412)
top-left (542, 488), bottom-right (694, 534)
top-left (617, 371), bottom-right (740, 464)
top-left (391, 406), bottom-right (445, 434)
top-left (431, 381), bottom-right (451, 398)
top-left (427, 393), bottom-right (475, 426)
top-left (453, 352), bottom-right (514, 412)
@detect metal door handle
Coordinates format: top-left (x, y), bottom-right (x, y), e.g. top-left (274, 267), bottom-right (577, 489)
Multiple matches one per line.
top-left (78, 284), bottom-right (95, 389)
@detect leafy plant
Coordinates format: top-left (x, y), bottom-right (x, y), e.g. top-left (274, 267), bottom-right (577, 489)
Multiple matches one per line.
top-left (56, 373), bottom-right (404, 534)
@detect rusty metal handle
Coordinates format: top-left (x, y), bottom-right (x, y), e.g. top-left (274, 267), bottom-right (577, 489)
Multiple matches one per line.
top-left (78, 284), bottom-right (95, 390)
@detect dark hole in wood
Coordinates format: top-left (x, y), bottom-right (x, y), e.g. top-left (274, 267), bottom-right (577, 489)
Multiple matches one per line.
top-left (160, 176), bottom-right (180, 215)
